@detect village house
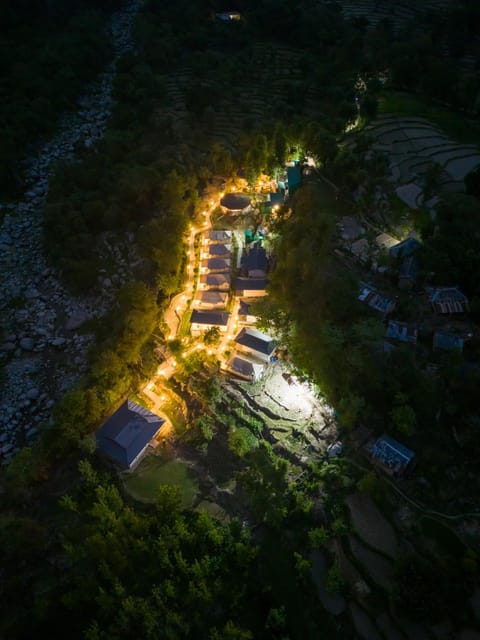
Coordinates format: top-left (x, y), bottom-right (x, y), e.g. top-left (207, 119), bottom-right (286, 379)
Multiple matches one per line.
top-left (96, 399), bottom-right (165, 470)
top-left (234, 326), bottom-right (276, 362)
top-left (366, 435), bottom-right (415, 478)
top-left (220, 193), bottom-right (251, 214)
top-left (190, 310), bottom-right (230, 335)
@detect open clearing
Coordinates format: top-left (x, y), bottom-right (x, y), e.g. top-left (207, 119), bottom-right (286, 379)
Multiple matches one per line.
top-left (121, 455), bottom-right (199, 507)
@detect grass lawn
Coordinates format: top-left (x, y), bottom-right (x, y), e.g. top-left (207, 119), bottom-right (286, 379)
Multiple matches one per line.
top-left (122, 455), bottom-right (199, 507)
top-left (379, 91), bottom-right (480, 147)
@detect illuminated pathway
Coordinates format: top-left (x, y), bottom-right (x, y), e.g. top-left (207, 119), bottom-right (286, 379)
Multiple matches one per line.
top-left (140, 201), bottom-right (219, 414)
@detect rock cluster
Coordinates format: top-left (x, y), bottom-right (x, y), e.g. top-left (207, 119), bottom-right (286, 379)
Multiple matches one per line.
top-left (0, 0), bottom-right (144, 463)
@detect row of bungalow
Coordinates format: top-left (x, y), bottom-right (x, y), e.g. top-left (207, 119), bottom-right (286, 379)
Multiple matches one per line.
top-left (191, 229), bottom-right (234, 335)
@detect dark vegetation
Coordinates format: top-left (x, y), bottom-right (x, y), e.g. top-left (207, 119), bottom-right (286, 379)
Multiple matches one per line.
top-left (0, 0), bottom-right (123, 195)
top-left (1, 0), bottom-right (480, 637)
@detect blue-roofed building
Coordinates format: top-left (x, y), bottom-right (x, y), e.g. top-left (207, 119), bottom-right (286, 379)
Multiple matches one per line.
top-left (366, 435), bottom-right (415, 477)
top-left (241, 242), bottom-right (267, 278)
top-left (220, 193), bottom-right (251, 213)
top-left (389, 237), bottom-right (422, 259)
top-left (433, 332), bottom-right (464, 352)
top-left (96, 399), bottom-right (165, 469)
top-left (287, 164), bottom-right (302, 195)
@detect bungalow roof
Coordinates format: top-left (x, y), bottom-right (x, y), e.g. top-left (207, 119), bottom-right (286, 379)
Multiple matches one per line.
top-left (433, 332), bottom-right (464, 351)
top-left (358, 284), bottom-right (396, 314)
top-left (386, 321), bottom-right (418, 344)
top-left (389, 237), bottom-right (422, 259)
top-left (96, 399), bottom-right (164, 468)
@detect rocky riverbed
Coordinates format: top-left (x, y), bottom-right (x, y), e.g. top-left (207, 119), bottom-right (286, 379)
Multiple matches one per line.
top-left (0, 0), bottom-right (144, 462)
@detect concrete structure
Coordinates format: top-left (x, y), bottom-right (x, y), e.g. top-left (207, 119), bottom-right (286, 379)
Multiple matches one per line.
top-left (96, 399), bottom-right (165, 469)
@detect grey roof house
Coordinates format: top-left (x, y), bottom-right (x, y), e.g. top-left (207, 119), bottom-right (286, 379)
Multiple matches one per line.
top-left (96, 399), bottom-right (165, 469)
top-left (386, 321), bottom-right (418, 344)
top-left (234, 327), bottom-right (276, 359)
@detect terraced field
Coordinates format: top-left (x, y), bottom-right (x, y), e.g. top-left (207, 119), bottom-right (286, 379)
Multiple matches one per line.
top-left (152, 41), bottom-right (310, 153)
top-left (364, 114), bottom-right (480, 208)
